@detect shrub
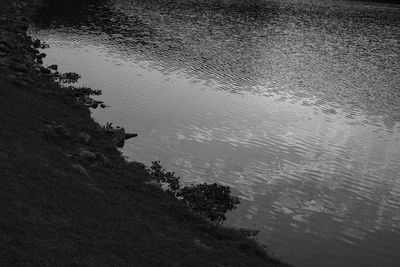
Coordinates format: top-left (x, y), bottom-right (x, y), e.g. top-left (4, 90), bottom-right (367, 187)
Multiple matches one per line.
top-left (177, 183), bottom-right (240, 222)
top-left (58, 72), bottom-right (81, 83)
top-left (147, 161), bottom-right (240, 222)
top-left (67, 86), bottom-right (102, 97)
top-left (147, 161), bottom-right (180, 193)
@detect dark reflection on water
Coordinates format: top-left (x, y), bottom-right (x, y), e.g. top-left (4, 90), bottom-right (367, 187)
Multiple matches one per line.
top-left (31, 0), bottom-right (400, 266)
top-left (34, 0), bottom-right (400, 119)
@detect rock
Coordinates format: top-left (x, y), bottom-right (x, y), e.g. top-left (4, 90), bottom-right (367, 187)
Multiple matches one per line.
top-left (63, 153), bottom-right (73, 159)
top-left (53, 124), bottom-right (71, 138)
top-left (78, 148), bottom-right (97, 161)
top-left (100, 103), bottom-right (107, 108)
top-left (16, 80), bottom-right (29, 88)
top-left (125, 133), bottom-right (138, 140)
top-left (72, 164), bottom-right (89, 177)
top-left (78, 132), bottom-right (91, 143)
top-left (36, 57), bottom-right (43, 64)
top-left (38, 117), bottom-right (52, 124)
top-left (194, 239), bottom-right (213, 250)
top-left (112, 127), bottom-right (126, 148)
top-left (47, 64), bottom-right (58, 70)
top-left (41, 119), bottom-right (70, 140)
top-left (104, 126), bottom-right (137, 148)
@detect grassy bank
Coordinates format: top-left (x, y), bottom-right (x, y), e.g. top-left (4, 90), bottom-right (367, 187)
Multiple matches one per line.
top-left (0, 1), bottom-right (292, 266)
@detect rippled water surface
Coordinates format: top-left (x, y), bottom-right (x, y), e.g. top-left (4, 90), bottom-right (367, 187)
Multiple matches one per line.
top-left (31, 0), bottom-right (400, 266)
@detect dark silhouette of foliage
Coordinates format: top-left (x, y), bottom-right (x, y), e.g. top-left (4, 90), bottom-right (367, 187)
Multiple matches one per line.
top-left (147, 161), bottom-right (240, 222)
top-left (58, 72), bottom-right (81, 83)
top-left (148, 161), bottom-right (181, 193)
top-left (177, 183), bottom-right (240, 222)
top-left (67, 86), bottom-right (102, 97)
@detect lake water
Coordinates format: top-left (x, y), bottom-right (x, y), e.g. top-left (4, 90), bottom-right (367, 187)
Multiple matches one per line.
top-left (31, 0), bottom-right (400, 266)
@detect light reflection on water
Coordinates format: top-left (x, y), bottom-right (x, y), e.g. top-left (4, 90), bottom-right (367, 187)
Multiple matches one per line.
top-left (31, 0), bottom-right (400, 266)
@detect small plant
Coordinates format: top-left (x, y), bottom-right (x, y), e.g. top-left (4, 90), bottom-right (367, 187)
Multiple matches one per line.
top-left (58, 72), bottom-right (81, 83)
top-left (177, 183), bottom-right (240, 222)
top-left (103, 122), bottom-right (120, 131)
top-left (146, 162), bottom-right (241, 222)
top-left (67, 86), bottom-right (102, 97)
top-left (147, 161), bottom-right (181, 193)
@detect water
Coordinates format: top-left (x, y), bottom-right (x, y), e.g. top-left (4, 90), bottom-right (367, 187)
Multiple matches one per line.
top-left (31, 0), bottom-right (400, 266)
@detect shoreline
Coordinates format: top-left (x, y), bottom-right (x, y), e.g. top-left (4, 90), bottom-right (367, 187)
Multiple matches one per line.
top-left (0, 1), bottom-right (291, 266)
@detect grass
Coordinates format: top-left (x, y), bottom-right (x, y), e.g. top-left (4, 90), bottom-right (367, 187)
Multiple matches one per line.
top-left (0, 73), bottom-right (291, 266)
top-left (0, 1), bottom-right (293, 266)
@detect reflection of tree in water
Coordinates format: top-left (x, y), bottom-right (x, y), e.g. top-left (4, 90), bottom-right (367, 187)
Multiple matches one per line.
top-left (33, 0), bottom-right (152, 36)
top-left (33, 0), bottom-right (400, 123)
top-left (32, 0), bottom-right (280, 88)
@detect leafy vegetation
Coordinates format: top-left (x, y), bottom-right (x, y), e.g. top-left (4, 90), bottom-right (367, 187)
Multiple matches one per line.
top-left (66, 85), bottom-right (102, 97)
top-left (147, 161), bottom-right (181, 193)
top-left (57, 71), bottom-right (81, 83)
top-left (178, 183), bottom-right (240, 222)
top-left (147, 161), bottom-right (240, 222)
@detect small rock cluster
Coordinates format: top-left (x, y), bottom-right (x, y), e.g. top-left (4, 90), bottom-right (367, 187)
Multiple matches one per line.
top-left (2, 2), bottom-right (139, 179)
top-left (38, 116), bottom-right (111, 177)
top-left (69, 146), bottom-right (111, 178)
top-left (0, 4), bottom-right (103, 108)
top-left (103, 122), bottom-right (138, 148)
top-left (39, 117), bottom-right (71, 141)
top-left (0, 11), bottom-right (58, 89)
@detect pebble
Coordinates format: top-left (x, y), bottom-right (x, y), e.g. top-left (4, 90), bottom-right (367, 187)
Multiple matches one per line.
top-left (78, 148), bottom-right (97, 160)
top-left (194, 239), bottom-right (213, 250)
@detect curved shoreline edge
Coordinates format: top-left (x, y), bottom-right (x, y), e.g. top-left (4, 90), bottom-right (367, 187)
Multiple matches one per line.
top-left (0, 1), bottom-right (293, 266)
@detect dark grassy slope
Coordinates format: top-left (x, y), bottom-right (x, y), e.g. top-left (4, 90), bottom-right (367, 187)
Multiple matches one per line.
top-left (0, 1), bottom-right (291, 266)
